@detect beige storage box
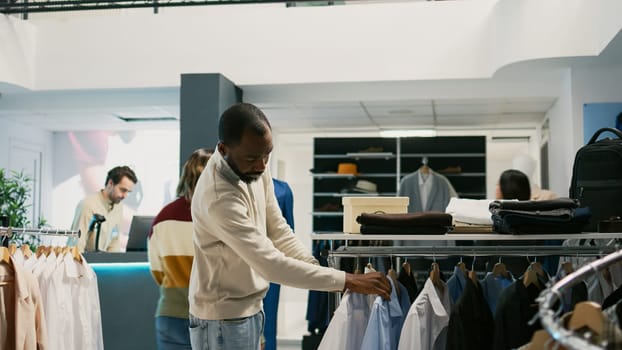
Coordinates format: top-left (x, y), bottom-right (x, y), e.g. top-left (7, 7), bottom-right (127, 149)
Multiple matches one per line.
top-left (342, 196), bottom-right (410, 234)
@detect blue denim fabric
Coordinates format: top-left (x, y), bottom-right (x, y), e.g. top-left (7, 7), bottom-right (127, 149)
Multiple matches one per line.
top-left (156, 316), bottom-right (192, 350)
top-left (189, 311), bottom-right (264, 350)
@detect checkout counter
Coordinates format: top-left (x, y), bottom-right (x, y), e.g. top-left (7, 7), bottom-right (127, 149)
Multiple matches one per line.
top-left (84, 252), bottom-right (159, 350)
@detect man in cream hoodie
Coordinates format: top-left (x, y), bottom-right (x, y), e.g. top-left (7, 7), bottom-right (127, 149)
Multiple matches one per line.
top-left (188, 103), bottom-right (390, 350)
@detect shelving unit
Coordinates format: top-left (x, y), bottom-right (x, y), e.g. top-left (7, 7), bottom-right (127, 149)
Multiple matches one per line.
top-left (400, 136), bottom-right (487, 200)
top-left (311, 136), bottom-right (486, 233)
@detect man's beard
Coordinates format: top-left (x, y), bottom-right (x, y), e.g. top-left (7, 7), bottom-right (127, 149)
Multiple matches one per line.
top-left (239, 173), bottom-right (262, 184)
top-left (226, 158), bottom-right (262, 183)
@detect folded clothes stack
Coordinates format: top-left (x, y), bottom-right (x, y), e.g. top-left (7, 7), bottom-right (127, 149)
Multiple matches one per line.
top-left (355, 212), bottom-right (453, 234)
top-left (489, 198), bottom-right (591, 234)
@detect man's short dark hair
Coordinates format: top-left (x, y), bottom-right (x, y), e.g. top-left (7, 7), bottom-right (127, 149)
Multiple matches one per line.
top-left (499, 169), bottom-right (531, 200)
top-left (218, 103), bottom-right (271, 146)
top-left (106, 166), bottom-right (138, 186)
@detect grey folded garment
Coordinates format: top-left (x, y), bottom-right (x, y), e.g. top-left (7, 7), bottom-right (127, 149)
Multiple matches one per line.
top-left (356, 211), bottom-right (452, 227)
top-left (491, 208), bottom-right (575, 219)
top-left (489, 198), bottom-right (579, 212)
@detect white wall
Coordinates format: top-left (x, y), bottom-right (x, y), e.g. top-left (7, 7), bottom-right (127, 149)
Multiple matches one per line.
top-left (571, 65), bottom-right (622, 148)
top-left (545, 69), bottom-right (573, 197)
top-left (0, 15), bottom-right (36, 89)
top-left (545, 65), bottom-right (622, 197)
top-left (492, 0), bottom-right (622, 70)
top-left (0, 118), bottom-right (54, 225)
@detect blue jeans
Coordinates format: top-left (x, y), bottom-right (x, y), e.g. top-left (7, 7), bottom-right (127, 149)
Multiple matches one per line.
top-left (189, 311), bottom-right (264, 350)
top-left (156, 316), bottom-right (192, 350)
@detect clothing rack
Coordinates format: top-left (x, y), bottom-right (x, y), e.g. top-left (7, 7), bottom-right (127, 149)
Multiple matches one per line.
top-left (538, 248), bottom-right (622, 350)
top-left (313, 232), bottom-right (622, 259)
top-left (312, 232), bottom-right (622, 242)
top-left (322, 245), bottom-right (619, 258)
top-left (0, 226), bottom-right (81, 237)
top-left (311, 232), bottom-right (622, 338)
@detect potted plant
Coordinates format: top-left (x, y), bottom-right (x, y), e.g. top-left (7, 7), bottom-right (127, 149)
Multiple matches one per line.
top-left (0, 168), bottom-right (42, 247)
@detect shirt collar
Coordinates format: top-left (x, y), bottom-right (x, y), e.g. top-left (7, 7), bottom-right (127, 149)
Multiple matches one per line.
top-left (452, 265), bottom-right (467, 287)
top-left (422, 278), bottom-right (451, 319)
top-left (214, 149), bottom-right (243, 184)
top-left (98, 190), bottom-right (114, 211)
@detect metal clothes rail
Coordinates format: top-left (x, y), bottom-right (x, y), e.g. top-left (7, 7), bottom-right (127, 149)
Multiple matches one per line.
top-left (324, 245), bottom-right (619, 258)
top-left (311, 232), bottom-right (622, 242)
top-left (312, 232), bottom-right (622, 258)
top-left (538, 249), bottom-right (622, 350)
top-left (0, 226), bottom-right (81, 237)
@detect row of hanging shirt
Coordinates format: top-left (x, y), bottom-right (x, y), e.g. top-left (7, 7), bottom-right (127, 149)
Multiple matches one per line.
top-left (317, 251), bottom-right (622, 350)
top-left (0, 237), bottom-right (103, 350)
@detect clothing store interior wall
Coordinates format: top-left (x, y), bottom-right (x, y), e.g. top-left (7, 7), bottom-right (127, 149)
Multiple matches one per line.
top-left (1, 0), bottom-right (622, 345)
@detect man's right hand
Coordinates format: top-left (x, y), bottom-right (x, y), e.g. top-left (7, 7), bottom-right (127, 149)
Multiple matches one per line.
top-left (344, 271), bottom-right (391, 300)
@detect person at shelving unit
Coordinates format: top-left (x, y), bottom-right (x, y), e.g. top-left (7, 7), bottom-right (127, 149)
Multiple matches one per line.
top-left (511, 154), bottom-right (558, 201)
top-left (148, 148), bottom-right (212, 350)
top-left (495, 169), bottom-right (531, 201)
top-left (188, 103), bottom-right (391, 350)
top-left (71, 165), bottom-right (138, 252)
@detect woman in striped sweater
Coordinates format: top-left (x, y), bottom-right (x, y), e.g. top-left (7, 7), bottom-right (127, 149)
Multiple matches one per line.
top-left (148, 148), bottom-right (212, 350)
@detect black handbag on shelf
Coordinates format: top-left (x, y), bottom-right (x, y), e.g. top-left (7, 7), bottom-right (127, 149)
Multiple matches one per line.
top-left (569, 127), bottom-right (622, 231)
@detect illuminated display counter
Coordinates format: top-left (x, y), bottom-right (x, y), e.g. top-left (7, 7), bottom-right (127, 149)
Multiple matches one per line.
top-left (84, 252), bottom-right (158, 350)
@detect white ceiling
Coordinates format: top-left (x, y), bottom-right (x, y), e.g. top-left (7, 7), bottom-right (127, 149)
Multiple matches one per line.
top-left (0, 91), bottom-right (554, 133)
top-left (1, 27), bottom-right (621, 133)
top-left (257, 97), bottom-right (554, 133)
top-left (0, 81), bottom-right (555, 132)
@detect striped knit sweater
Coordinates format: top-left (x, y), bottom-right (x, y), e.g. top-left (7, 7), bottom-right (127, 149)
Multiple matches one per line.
top-left (147, 197), bottom-right (194, 318)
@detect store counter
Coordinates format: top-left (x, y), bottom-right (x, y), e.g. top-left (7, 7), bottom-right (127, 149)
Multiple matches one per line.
top-left (84, 252), bottom-right (158, 350)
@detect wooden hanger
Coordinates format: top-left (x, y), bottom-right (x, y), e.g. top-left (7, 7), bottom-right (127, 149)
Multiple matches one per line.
top-left (402, 261), bottom-right (412, 276)
top-left (468, 269), bottom-right (479, 287)
top-left (523, 264), bottom-right (541, 289)
top-left (567, 301), bottom-right (604, 336)
top-left (53, 246), bottom-right (63, 256)
top-left (21, 244), bottom-right (32, 259)
top-left (35, 245), bottom-right (53, 258)
top-left (561, 261), bottom-right (574, 275)
top-left (71, 246), bottom-right (83, 263)
top-left (528, 329), bottom-right (566, 350)
top-left (8, 243), bottom-right (17, 256)
top-left (430, 262), bottom-right (444, 293)
top-left (386, 256), bottom-right (400, 297)
top-left (0, 247), bottom-right (10, 264)
top-left (492, 261), bottom-right (508, 279)
top-left (35, 246), bottom-right (46, 258)
top-left (456, 260), bottom-right (467, 276)
top-left (387, 268), bottom-right (401, 298)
